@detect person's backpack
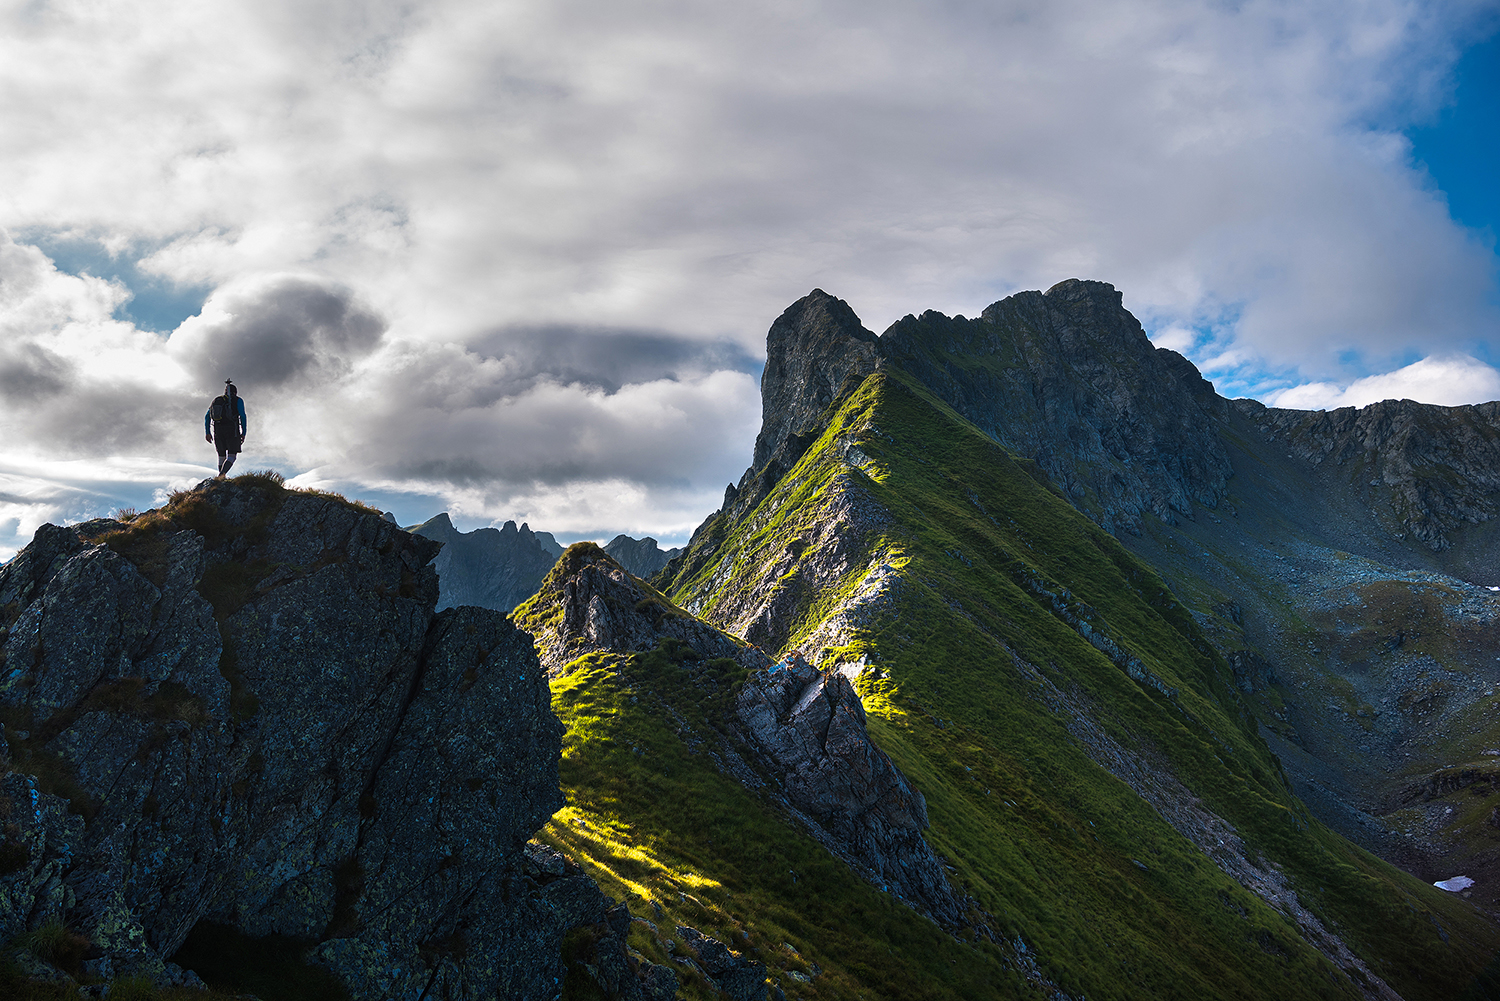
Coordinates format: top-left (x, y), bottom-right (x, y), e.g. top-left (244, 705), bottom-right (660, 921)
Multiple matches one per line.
top-left (210, 395), bottom-right (231, 424)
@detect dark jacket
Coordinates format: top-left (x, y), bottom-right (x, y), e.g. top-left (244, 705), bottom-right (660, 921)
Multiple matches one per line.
top-left (206, 396), bottom-right (248, 453)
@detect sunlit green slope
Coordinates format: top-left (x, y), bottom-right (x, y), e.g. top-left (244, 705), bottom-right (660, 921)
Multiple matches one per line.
top-left (533, 643), bottom-right (1043, 1001)
top-left (645, 371), bottom-right (1500, 1001)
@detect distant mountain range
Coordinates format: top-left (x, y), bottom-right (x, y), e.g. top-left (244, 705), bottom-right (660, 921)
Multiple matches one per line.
top-left (407, 512), bottom-right (680, 611)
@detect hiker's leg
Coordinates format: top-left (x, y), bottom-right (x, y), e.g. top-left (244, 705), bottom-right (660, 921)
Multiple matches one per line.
top-left (216, 448), bottom-right (229, 476)
top-left (221, 453), bottom-right (237, 476)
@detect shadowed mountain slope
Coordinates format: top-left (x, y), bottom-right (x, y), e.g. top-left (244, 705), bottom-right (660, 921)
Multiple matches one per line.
top-left (874, 282), bottom-right (1500, 905)
top-left (409, 513), bottom-right (562, 613)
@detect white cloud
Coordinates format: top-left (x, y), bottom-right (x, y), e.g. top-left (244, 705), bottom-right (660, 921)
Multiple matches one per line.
top-left (1, 0), bottom-right (1499, 551)
top-left (1264, 354), bottom-right (1500, 410)
top-left (0, 455), bottom-right (214, 561)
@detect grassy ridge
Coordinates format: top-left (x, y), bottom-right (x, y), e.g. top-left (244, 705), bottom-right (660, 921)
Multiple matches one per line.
top-left (542, 646), bottom-right (1041, 1001)
top-left (644, 372), bottom-right (1500, 999)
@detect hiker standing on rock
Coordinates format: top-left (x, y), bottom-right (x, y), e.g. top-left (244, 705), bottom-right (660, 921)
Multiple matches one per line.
top-left (205, 379), bottom-right (247, 478)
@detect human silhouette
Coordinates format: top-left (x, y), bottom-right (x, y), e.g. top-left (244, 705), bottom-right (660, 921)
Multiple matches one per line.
top-left (205, 380), bottom-right (248, 477)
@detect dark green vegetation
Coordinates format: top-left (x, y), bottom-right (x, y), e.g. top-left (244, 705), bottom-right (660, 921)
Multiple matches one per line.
top-left (540, 371), bottom-right (1500, 999)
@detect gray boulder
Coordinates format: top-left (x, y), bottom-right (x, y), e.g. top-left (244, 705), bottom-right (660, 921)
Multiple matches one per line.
top-left (676, 925), bottom-right (765, 1001)
top-left (737, 653), bottom-right (965, 925)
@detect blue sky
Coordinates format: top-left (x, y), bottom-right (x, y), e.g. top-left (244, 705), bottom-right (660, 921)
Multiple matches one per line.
top-left (1409, 32), bottom-right (1500, 244)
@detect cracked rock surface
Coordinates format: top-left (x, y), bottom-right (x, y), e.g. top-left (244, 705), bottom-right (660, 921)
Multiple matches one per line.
top-left (0, 477), bottom-right (629, 999)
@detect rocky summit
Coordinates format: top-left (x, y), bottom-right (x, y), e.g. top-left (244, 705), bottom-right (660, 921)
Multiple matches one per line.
top-left (0, 476), bottom-right (661, 1000)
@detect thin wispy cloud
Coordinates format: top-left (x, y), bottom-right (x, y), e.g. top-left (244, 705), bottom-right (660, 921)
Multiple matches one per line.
top-left (0, 0), bottom-right (1496, 557)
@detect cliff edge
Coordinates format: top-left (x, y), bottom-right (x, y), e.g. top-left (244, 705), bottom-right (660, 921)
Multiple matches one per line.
top-left (0, 476), bottom-right (655, 999)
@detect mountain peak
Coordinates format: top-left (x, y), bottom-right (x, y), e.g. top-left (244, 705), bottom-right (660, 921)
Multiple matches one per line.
top-left (1043, 276), bottom-right (1121, 302)
top-left (753, 289), bottom-right (882, 475)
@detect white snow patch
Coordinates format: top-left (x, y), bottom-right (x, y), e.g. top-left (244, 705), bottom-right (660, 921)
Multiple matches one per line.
top-left (1434, 876), bottom-right (1475, 892)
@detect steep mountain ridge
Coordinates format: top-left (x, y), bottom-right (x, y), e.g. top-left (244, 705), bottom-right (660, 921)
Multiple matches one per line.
top-left (685, 280), bottom-right (1500, 910)
top-left (514, 546), bottom-right (1020, 1000)
top-left (516, 544), bottom-right (963, 924)
top-left (881, 279), bottom-right (1232, 534)
top-left (648, 288), bottom-right (1500, 999)
top-left (1233, 396), bottom-right (1500, 561)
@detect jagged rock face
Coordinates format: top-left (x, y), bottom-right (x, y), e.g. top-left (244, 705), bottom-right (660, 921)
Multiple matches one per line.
top-left (1234, 397), bottom-right (1500, 552)
top-left (880, 279), bottom-right (1232, 534)
top-left (521, 543), bottom-right (770, 678)
top-left (750, 290), bottom-right (881, 485)
top-left (411, 512), bottom-right (561, 612)
top-left (522, 544), bottom-right (964, 926)
top-left (0, 479), bottom-right (621, 999)
top-left (720, 280), bottom-right (1232, 542)
top-left (737, 653), bottom-right (964, 924)
top-left (602, 535), bottom-right (681, 579)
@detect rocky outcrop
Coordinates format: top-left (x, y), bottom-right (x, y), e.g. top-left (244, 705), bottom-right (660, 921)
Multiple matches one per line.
top-left (517, 543), bottom-right (771, 678)
top-left (0, 478), bottom-right (650, 999)
top-left (754, 290), bottom-right (882, 477)
top-left (700, 289), bottom-right (884, 534)
top-left (1233, 397), bottom-right (1500, 551)
top-left (694, 280), bottom-right (1233, 550)
top-left (880, 279), bottom-right (1232, 534)
top-left (410, 513), bottom-right (562, 612)
top-left (674, 925), bottom-right (766, 1001)
top-left (520, 546), bottom-right (964, 927)
top-left (737, 653), bottom-right (965, 925)
top-left (602, 535), bottom-right (682, 579)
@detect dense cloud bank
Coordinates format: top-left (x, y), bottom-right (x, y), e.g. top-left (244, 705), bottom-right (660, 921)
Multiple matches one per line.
top-left (0, 0), bottom-right (1497, 555)
top-left (0, 232), bottom-right (760, 557)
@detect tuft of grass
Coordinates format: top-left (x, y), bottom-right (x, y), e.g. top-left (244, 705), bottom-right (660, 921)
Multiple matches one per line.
top-left (17, 920), bottom-right (90, 978)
